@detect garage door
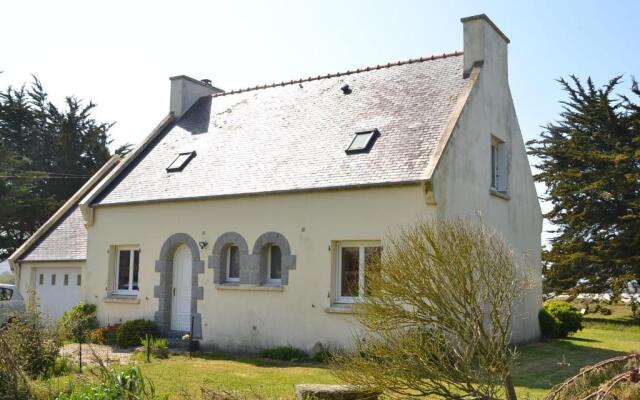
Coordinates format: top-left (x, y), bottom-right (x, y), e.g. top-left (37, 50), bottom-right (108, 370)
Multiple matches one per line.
top-left (35, 267), bottom-right (82, 321)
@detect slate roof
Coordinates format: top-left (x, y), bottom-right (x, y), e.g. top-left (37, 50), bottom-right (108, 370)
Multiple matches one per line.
top-left (20, 206), bottom-right (87, 261)
top-left (94, 53), bottom-right (469, 206)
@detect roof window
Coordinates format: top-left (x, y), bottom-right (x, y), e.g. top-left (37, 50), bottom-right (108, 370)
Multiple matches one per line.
top-left (167, 151), bottom-right (196, 172)
top-left (346, 129), bottom-right (379, 154)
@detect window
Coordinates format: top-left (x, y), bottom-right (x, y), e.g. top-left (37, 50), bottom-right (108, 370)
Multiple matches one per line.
top-left (115, 247), bottom-right (140, 295)
top-left (267, 245), bottom-right (282, 283)
top-left (39, 273), bottom-right (44, 285)
top-left (166, 151), bottom-right (196, 172)
top-left (77, 274), bottom-right (82, 286)
top-left (64, 274), bottom-right (69, 286)
top-left (51, 274), bottom-right (56, 285)
top-left (0, 287), bottom-right (13, 301)
top-left (345, 129), bottom-right (380, 154)
top-left (226, 245), bottom-right (240, 282)
top-left (491, 137), bottom-right (507, 192)
top-left (336, 241), bottom-right (382, 303)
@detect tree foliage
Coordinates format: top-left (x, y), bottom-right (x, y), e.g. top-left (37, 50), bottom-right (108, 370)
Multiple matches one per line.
top-left (330, 219), bottom-right (532, 400)
top-left (527, 76), bottom-right (640, 294)
top-left (0, 76), bottom-right (119, 260)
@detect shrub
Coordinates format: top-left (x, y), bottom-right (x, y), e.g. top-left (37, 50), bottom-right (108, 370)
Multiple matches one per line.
top-left (541, 301), bottom-right (583, 338)
top-left (538, 308), bottom-right (559, 338)
top-left (58, 303), bottom-right (99, 342)
top-left (2, 294), bottom-right (61, 378)
top-left (0, 336), bottom-right (29, 399)
top-left (139, 336), bottom-right (169, 362)
top-left (115, 319), bottom-right (159, 348)
top-left (56, 365), bottom-right (159, 400)
top-left (259, 346), bottom-right (308, 361)
top-left (87, 327), bottom-right (106, 345)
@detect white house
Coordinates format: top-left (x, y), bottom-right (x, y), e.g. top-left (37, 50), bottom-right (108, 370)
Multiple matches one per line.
top-left (9, 14), bottom-right (542, 350)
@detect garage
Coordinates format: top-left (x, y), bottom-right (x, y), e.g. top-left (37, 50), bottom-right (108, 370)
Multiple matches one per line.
top-left (35, 267), bottom-right (82, 321)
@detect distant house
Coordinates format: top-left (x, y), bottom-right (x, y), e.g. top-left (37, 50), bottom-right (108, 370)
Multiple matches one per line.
top-left (9, 14), bottom-right (542, 349)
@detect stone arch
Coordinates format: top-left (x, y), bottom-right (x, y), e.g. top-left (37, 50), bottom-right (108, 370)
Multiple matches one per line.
top-left (208, 232), bottom-right (250, 284)
top-left (153, 233), bottom-right (204, 338)
top-left (251, 231), bottom-right (296, 285)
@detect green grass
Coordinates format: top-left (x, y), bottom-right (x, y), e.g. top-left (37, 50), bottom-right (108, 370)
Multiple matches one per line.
top-left (135, 353), bottom-right (337, 399)
top-left (48, 322), bottom-right (640, 399)
top-left (513, 321), bottom-right (640, 399)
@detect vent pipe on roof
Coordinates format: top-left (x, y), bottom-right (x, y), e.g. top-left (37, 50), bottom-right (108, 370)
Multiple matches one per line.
top-left (169, 75), bottom-right (224, 118)
top-left (461, 14), bottom-right (510, 80)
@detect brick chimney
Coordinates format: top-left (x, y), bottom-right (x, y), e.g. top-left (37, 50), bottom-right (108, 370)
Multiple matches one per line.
top-left (461, 14), bottom-right (510, 80)
top-left (169, 75), bottom-right (223, 118)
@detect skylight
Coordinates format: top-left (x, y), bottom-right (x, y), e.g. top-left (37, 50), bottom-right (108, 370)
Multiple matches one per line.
top-left (166, 151), bottom-right (196, 172)
top-left (345, 129), bottom-right (380, 154)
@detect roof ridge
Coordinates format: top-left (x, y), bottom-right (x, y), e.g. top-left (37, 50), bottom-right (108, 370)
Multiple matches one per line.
top-left (213, 50), bottom-right (463, 97)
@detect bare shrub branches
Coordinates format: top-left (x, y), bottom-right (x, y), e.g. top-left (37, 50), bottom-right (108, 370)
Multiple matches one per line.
top-left (331, 218), bottom-right (532, 400)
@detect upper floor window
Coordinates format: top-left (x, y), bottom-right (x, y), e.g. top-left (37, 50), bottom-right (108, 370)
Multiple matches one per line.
top-left (336, 241), bottom-right (382, 303)
top-left (115, 246), bottom-right (140, 295)
top-left (267, 245), bottom-right (282, 284)
top-left (491, 136), bottom-right (507, 193)
top-left (226, 245), bottom-right (240, 282)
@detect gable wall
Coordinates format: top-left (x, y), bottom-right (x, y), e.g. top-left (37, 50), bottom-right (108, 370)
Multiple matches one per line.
top-left (431, 64), bottom-right (543, 343)
top-left (85, 184), bottom-right (434, 351)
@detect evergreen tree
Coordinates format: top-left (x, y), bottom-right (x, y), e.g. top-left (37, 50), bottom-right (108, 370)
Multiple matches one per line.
top-left (528, 76), bottom-right (640, 294)
top-left (0, 76), bottom-right (118, 260)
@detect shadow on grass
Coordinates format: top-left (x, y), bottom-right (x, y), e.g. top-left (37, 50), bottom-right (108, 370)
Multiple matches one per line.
top-left (178, 351), bottom-right (331, 369)
top-left (513, 338), bottom-right (625, 391)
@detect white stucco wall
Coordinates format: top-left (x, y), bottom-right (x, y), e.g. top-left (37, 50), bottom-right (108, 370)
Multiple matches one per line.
top-left (86, 185), bottom-right (435, 351)
top-left (15, 260), bottom-right (86, 305)
top-left (431, 48), bottom-right (543, 342)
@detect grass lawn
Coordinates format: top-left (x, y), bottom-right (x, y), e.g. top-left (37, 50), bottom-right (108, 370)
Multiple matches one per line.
top-left (513, 322), bottom-right (640, 399)
top-left (50, 321), bottom-right (640, 399)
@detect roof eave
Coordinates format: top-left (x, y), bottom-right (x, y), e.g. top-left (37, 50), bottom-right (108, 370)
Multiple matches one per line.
top-left (8, 155), bottom-right (122, 269)
top-left (91, 180), bottom-right (426, 208)
top-left (79, 113), bottom-right (176, 225)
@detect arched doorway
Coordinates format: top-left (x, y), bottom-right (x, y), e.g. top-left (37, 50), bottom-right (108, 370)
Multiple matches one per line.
top-left (171, 244), bottom-right (192, 331)
top-left (153, 233), bottom-right (204, 337)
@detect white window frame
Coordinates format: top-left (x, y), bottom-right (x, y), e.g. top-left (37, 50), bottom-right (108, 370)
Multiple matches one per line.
top-left (266, 245), bottom-right (282, 284)
top-left (335, 241), bottom-right (381, 304)
top-left (226, 245), bottom-right (240, 283)
top-left (114, 246), bottom-right (140, 295)
top-left (491, 137), bottom-right (508, 193)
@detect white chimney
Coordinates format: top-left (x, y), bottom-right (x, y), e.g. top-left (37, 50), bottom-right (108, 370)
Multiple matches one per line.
top-left (461, 14), bottom-right (510, 79)
top-left (169, 75), bottom-right (224, 118)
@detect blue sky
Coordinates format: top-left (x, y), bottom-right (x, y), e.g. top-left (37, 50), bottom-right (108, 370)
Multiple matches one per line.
top-left (0, 1), bottom-right (638, 271)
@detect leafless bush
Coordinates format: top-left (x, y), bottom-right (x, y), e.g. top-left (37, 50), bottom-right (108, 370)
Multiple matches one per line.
top-left (331, 218), bottom-right (533, 400)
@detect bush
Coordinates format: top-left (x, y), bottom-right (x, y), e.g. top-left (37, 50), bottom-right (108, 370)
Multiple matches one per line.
top-left (540, 301), bottom-right (583, 338)
top-left (58, 303), bottom-right (98, 342)
top-left (539, 308), bottom-right (559, 338)
top-left (115, 319), bottom-right (159, 348)
top-left (2, 310), bottom-right (60, 378)
top-left (259, 346), bottom-right (308, 361)
top-left (56, 365), bottom-right (159, 400)
top-left (87, 327), bottom-right (106, 345)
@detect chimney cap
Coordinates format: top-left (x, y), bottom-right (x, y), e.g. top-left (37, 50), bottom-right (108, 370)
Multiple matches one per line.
top-left (460, 14), bottom-right (510, 44)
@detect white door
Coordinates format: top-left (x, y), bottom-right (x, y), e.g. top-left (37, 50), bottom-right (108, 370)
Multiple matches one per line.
top-left (171, 245), bottom-right (192, 331)
top-left (35, 267), bottom-right (82, 321)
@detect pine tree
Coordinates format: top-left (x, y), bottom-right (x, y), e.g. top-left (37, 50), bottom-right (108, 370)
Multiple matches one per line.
top-left (528, 76), bottom-right (640, 295)
top-left (0, 76), bottom-right (119, 260)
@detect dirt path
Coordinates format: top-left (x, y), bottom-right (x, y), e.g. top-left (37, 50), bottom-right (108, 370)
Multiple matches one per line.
top-left (60, 343), bottom-right (134, 365)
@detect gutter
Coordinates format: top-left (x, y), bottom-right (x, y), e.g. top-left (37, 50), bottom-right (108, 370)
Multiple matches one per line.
top-left (79, 113), bottom-right (175, 226)
top-left (7, 154), bottom-right (122, 271)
